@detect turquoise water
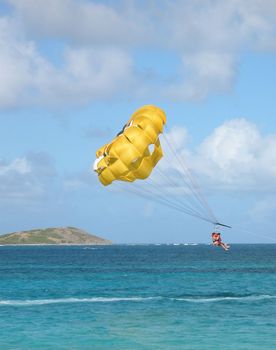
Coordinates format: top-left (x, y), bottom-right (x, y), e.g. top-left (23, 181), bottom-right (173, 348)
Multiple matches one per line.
top-left (0, 244), bottom-right (276, 349)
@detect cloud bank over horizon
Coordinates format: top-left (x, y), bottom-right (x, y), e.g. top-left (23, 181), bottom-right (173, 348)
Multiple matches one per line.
top-left (1, 0), bottom-right (276, 108)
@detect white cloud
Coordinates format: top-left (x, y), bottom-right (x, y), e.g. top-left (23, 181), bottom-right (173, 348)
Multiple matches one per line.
top-left (9, 0), bottom-right (147, 46)
top-left (0, 18), bottom-right (45, 107)
top-left (38, 47), bottom-right (134, 105)
top-left (11, 0), bottom-right (276, 51)
top-left (162, 119), bottom-right (276, 191)
top-left (0, 152), bottom-right (57, 201)
top-left (0, 0), bottom-right (276, 106)
top-left (166, 52), bottom-right (237, 100)
top-left (0, 157), bottom-right (31, 175)
top-left (0, 16), bottom-right (134, 107)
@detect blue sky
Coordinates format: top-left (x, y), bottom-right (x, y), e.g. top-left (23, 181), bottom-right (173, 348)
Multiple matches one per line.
top-left (1, 0), bottom-right (276, 243)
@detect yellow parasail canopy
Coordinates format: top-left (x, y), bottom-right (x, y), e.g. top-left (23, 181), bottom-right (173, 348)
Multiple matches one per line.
top-left (93, 105), bottom-right (166, 186)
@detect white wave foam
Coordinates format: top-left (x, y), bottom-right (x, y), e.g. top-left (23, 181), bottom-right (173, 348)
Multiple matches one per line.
top-left (0, 296), bottom-right (160, 306)
top-left (1, 294), bottom-right (274, 306)
top-left (172, 295), bottom-right (276, 303)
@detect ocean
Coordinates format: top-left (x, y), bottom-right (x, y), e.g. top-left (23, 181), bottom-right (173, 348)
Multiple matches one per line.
top-left (0, 244), bottom-right (276, 349)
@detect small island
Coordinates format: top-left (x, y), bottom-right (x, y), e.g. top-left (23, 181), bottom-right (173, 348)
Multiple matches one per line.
top-left (0, 227), bottom-right (112, 245)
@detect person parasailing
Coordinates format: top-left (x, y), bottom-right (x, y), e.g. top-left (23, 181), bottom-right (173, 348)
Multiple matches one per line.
top-left (93, 104), bottom-right (232, 251)
top-left (212, 231), bottom-right (230, 251)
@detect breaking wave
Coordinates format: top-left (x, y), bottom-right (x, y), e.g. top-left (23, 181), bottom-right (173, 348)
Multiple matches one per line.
top-left (0, 294), bottom-right (275, 306)
top-left (171, 294), bottom-right (276, 303)
top-left (0, 296), bottom-right (160, 306)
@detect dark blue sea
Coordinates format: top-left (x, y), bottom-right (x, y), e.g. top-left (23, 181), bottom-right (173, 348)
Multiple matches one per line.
top-left (0, 244), bottom-right (276, 349)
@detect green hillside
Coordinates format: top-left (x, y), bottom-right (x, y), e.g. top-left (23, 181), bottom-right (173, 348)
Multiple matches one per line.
top-left (0, 227), bottom-right (112, 245)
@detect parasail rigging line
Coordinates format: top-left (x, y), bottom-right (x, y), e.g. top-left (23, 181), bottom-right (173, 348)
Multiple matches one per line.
top-left (152, 166), bottom-right (212, 220)
top-left (112, 181), bottom-right (215, 224)
top-left (141, 176), bottom-right (213, 222)
top-left (157, 135), bottom-right (216, 221)
top-left (162, 127), bottom-right (218, 224)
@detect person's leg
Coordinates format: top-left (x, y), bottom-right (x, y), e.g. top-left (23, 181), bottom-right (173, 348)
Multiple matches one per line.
top-left (220, 242), bottom-right (229, 250)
